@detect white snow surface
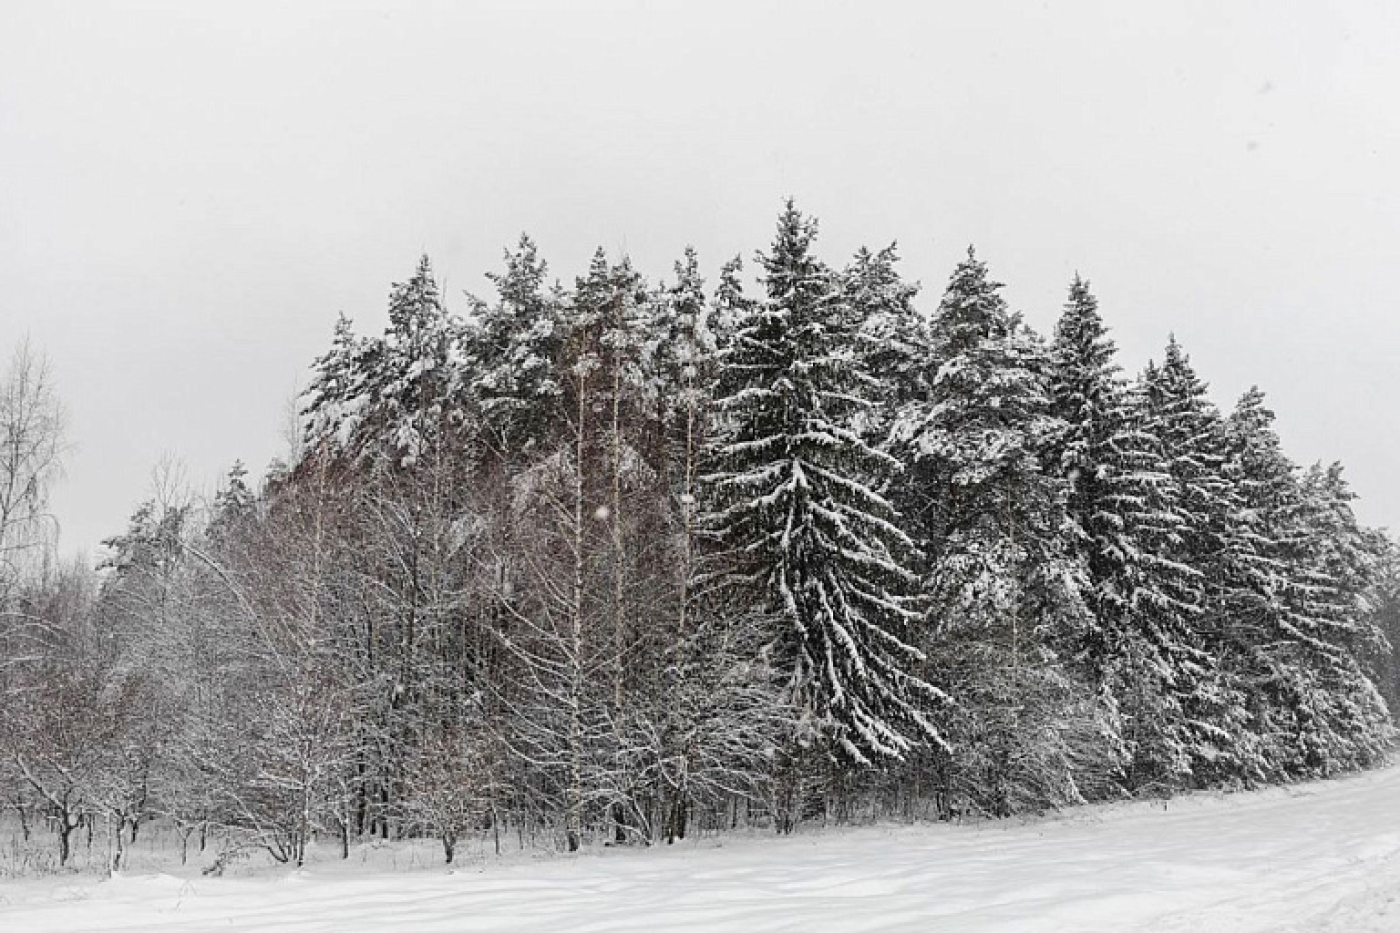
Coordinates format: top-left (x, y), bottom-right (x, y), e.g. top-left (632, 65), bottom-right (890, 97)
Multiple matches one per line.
top-left (4, 763), bottom-right (1400, 932)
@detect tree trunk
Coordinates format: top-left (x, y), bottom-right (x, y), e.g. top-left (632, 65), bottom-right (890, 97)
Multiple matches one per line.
top-left (112, 815), bottom-right (127, 873)
top-left (57, 812), bottom-right (75, 867)
top-left (565, 371), bottom-right (588, 855)
top-left (611, 361), bottom-right (626, 710)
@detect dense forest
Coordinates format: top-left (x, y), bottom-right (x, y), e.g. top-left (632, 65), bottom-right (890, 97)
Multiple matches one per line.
top-left (4, 202), bottom-right (1400, 872)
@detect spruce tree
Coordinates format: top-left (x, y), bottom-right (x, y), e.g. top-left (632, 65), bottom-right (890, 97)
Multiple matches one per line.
top-left (1285, 461), bottom-right (1395, 772)
top-left (703, 201), bottom-right (944, 764)
top-left (1046, 278), bottom-right (1225, 795)
top-left (1366, 540), bottom-right (1400, 722)
top-left (893, 251), bottom-right (1073, 592)
top-left (892, 249), bottom-right (1111, 814)
top-left (1049, 276), bottom-right (1136, 675)
top-left (1132, 338), bottom-right (1250, 786)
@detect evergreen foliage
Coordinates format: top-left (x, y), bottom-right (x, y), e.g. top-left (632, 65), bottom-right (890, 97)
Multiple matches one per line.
top-left (704, 202), bottom-right (945, 764)
top-left (465, 235), bottom-right (564, 461)
top-left (3, 206), bottom-right (1393, 869)
top-left (892, 251), bottom-right (1116, 814)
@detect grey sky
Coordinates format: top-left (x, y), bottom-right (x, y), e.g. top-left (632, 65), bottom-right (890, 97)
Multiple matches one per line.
top-left (3, 1), bottom-right (1397, 558)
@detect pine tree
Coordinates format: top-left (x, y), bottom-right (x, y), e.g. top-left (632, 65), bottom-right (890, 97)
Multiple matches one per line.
top-left (297, 257), bottom-right (477, 837)
top-left (206, 461), bottom-right (257, 545)
top-left (703, 201), bottom-right (944, 765)
top-left (840, 244), bottom-right (926, 444)
top-left (466, 235), bottom-right (565, 460)
top-left (644, 248), bottom-right (717, 477)
top-left (303, 256), bottom-right (469, 470)
top-left (642, 247), bottom-right (718, 639)
top-left (710, 254), bottom-right (751, 355)
top-left (576, 251), bottom-right (650, 706)
top-left (370, 255), bottom-right (470, 468)
top-left (301, 313), bottom-right (373, 456)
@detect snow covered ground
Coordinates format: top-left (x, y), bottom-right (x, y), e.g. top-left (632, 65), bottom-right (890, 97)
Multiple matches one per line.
top-left (3, 763), bottom-right (1400, 932)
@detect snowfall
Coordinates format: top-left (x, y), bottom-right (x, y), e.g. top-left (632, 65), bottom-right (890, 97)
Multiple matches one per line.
top-left (3, 765), bottom-right (1400, 932)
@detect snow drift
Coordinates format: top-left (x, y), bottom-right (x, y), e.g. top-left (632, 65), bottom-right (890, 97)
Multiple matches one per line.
top-left (3, 761), bottom-right (1399, 932)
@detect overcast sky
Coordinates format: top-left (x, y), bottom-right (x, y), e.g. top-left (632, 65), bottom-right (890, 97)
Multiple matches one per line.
top-left (3, 0), bottom-right (1398, 558)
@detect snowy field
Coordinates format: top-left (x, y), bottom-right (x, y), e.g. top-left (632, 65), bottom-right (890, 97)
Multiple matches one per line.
top-left (3, 764), bottom-right (1400, 932)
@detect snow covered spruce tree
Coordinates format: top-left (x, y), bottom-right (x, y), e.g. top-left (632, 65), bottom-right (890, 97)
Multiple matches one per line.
top-left (1046, 279), bottom-right (1216, 794)
top-left (1219, 388), bottom-right (1393, 778)
top-left (364, 255), bottom-right (472, 468)
top-left (1367, 537), bottom-right (1400, 723)
top-left (1048, 276), bottom-right (1146, 680)
top-left (1287, 461), bottom-right (1394, 770)
top-left (30, 223), bottom-right (1395, 873)
top-left (1129, 338), bottom-right (1253, 787)
top-left (891, 251), bottom-right (1121, 816)
top-left (702, 201), bottom-right (946, 769)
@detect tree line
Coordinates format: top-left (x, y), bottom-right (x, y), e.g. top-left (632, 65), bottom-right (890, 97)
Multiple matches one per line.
top-left (3, 201), bottom-right (1399, 871)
